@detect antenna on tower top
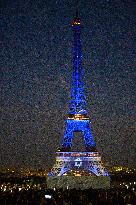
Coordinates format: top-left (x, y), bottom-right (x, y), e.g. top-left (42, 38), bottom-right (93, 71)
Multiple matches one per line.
top-left (75, 0), bottom-right (79, 17)
top-left (76, 10), bottom-right (79, 18)
top-left (72, 0), bottom-right (81, 26)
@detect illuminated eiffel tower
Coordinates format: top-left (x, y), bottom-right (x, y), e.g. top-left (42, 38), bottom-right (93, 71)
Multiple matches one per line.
top-left (48, 13), bottom-right (110, 189)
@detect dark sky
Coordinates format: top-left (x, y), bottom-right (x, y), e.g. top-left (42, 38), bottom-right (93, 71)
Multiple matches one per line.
top-left (1, 0), bottom-right (136, 170)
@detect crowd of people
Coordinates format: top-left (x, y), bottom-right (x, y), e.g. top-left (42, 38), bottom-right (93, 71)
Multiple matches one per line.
top-left (0, 187), bottom-right (136, 205)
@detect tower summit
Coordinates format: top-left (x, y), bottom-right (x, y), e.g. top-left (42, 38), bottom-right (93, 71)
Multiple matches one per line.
top-left (47, 14), bottom-right (110, 189)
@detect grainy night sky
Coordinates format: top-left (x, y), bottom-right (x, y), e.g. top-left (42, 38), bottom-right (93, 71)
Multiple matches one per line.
top-left (1, 0), bottom-right (136, 170)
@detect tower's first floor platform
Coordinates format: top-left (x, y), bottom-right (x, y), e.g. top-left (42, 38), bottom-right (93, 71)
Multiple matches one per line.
top-left (47, 151), bottom-right (110, 189)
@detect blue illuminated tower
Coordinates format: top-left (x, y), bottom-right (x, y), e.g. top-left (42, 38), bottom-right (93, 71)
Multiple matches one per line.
top-left (48, 14), bottom-right (110, 188)
top-left (61, 14), bottom-right (96, 152)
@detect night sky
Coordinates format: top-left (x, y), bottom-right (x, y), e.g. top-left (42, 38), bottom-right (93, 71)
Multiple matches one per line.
top-left (1, 0), bottom-right (136, 170)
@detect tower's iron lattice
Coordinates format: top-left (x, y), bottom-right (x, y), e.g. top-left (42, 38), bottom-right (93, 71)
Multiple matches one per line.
top-left (48, 15), bottom-right (109, 177)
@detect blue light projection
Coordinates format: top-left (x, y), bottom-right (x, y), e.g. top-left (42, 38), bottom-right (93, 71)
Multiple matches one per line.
top-left (48, 152), bottom-right (109, 177)
top-left (69, 18), bottom-right (87, 115)
top-left (62, 119), bottom-right (96, 150)
top-left (48, 16), bottom-right (109, 179)
top-left (61, 17), bottom-right (97, 152)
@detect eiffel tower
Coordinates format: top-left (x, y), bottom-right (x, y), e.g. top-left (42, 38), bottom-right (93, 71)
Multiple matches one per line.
top-left (48, 13), bottom-right (110, 189)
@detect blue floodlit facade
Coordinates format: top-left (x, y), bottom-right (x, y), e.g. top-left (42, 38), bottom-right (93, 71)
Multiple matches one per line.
top-left (61, 16), bottom-right (96, 152)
